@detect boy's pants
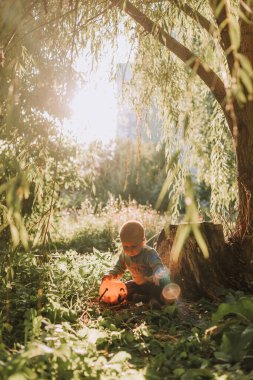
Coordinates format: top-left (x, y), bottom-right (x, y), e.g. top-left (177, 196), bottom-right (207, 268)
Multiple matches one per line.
top-left (125, 278), bottom-right (169, 303)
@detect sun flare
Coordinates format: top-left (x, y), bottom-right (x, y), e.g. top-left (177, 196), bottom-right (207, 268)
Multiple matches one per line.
top-left (64, 79), bottom-right (117, 145)
top-left (63, 36), bottom-right (135, 145)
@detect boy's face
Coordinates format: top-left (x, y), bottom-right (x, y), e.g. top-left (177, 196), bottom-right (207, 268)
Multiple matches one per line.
top-left (122, 240), bottom-right (145, 256)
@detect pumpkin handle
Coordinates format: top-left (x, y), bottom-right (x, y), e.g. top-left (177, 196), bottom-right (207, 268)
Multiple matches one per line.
top-left (99, 287), bottom-right (108, 302)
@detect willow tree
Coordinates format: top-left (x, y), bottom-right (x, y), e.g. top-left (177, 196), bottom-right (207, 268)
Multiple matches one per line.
top-left (108, 0), bottom-right (253, 236)
top-left (1, 0), bottom-right (253, 294)
top-left (101, 0), bottom-right (253, 295)
top-left (102, 0), bottom-right (253, 294)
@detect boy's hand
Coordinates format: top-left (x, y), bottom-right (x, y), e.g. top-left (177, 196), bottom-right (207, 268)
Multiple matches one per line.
top-left (152, 269), bottom-right (167, 286)
top-left (144, 273), bottom-right (162, 286)
top-left (153, 267), bottom-right (169, 286)
top-left (153, 272), bottom-right (163, 286)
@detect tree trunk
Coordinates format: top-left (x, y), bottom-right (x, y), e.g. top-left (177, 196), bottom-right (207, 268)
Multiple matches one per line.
top-left (234, 115), bottom-right (253, 240)
top-left (157, 222), bottom-right (253, 300)
top-left (233, 12), bottom-right (253, 241)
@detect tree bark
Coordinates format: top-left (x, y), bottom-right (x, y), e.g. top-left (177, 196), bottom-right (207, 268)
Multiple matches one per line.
top-left (234, 9), bottom-right (253, 239)
top-left (157, 222), bottom-right (253, 300)
top-left (235, 115), bottom-right (253, 240)
top-left (157, 223), bottom-right (226, 299)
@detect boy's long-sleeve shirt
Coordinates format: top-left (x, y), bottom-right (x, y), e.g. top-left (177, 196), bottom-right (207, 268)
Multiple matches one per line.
top-left (108, 245), bottom-right (169, 285)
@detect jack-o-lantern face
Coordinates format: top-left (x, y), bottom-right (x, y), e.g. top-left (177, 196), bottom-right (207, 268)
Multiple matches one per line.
top-left (99, 280), bottom-right (127, 305)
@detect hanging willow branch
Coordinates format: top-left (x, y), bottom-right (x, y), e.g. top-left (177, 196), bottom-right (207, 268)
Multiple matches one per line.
top-left (208, 0), bottom-right (234, 74)
top-left (146, 0), bottom-right (218, 39)
top-left (109, 0), bottom-right (234, 135)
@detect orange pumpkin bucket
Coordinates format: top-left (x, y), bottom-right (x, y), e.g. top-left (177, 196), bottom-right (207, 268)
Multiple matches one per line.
top-left (99, 279), bottom-right (127, 305)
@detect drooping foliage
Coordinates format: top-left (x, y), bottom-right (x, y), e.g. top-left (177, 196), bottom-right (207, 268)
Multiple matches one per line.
top-left (0, 0), bottom-right (84, 248)
top-left (114, 0), bottom-right (240, 223)
top-left (1, 0), bottom-right (253, 245)
top-left (106, 0), bottom-right (253, 238)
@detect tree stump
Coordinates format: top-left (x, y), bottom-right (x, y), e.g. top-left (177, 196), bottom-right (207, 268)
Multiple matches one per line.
top-left (156, 222), bottom-right (228, 300)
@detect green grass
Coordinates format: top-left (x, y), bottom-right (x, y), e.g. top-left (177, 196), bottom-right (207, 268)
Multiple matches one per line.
top-left (0, 200), bottom-right (252, 379)
top-left (1, 247), bottom-right (253, 380)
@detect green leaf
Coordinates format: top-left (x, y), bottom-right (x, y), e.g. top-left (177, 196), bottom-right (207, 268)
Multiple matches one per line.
top-left (155, 163), bottom-right (179, 209)
top-left (87, 328), bottom-right (106, 344)
top-left (10, 224), bottom-right (20, 247)
top-left (241, 325), bottom-right (253, 348)
top-left (214, 1), bottom-right (225, 17)
top-left (171, 224), bottom-right (191, 263)
top-left (76, 328), bottom-right (88, 338)
top-left (235, 87), bottom-right (247, 104)
top-left (238, 9), bottom-right (251, 25)
top-left (229, 17), bottom-right (241, 50)
top-left (173, 368), bottom-right (185, 376)
top-left (192, 224), bottom-right (209, 259)
top-left (8, 375), bottom-right (27, 380)
top-left (182, 368), bottom-right (214, 380)
top-left (20, 225), bottom-right (29, 250)
top-left (110, 351), bottom-right (131, 363)
top-left (212, 297), bottom-right (253, 324)
top-left (214, 350), bottom-right (232, 362)
top-left (163, 304), bottom-right (177, 316)
top-left (240, 68), bottom-right (253, 94)
top-left (216, 325), bottom-right (247, 362)
top-left (238, 53), bottom-right (253, 77)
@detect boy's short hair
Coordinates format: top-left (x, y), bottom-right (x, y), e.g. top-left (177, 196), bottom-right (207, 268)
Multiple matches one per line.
top-left (120, 220), bottom-right (145, 243)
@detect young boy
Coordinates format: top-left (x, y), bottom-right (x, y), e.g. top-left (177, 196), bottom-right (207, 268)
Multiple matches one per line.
top-left (102, 220), bottom-right (170, 307)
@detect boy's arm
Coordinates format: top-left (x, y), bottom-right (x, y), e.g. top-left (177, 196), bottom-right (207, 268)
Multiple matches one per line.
top-left (147, 250), bottom-right (170, 286)
top-left (103, 253), bottom-right (126, 280)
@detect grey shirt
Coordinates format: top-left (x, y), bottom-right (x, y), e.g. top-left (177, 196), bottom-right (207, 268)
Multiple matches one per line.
top-left (108, 245), bottom-right (166, 285)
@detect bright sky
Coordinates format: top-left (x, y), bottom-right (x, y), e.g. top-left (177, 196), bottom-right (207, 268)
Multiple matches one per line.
top-left (63, 36), bottom-right (134, 145)
top-left (64, 77), bottom-right (117, 145)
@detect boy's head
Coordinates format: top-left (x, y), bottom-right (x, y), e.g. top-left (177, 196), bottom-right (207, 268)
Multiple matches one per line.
top-left (120, 220), bottom-right (145, 256)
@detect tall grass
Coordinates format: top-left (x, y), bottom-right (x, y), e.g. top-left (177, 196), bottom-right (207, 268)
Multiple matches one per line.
top-left (51, 197), bottom-right (167, 253)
